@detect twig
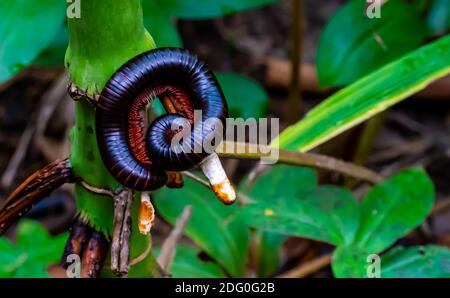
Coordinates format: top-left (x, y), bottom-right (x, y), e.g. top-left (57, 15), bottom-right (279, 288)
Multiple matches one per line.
top-left (346, 111), bottom-right (388, 188)
top-left (182, 171), bottom-right (253, 205)
top-left (157, 206), bottom-right (192, 272)
top-left (0, 73), bottom-right (68, 188)
top-left (182, 171), bottom-right (211, 189)
top-left (265, 58), bottom-right (450, 100)
top-left (277, 254), bottom-right (332, 278)
top-left (0, 122), bottom-right (36, 188)
top-left (111, 188), bottom-right (133, 277)
top-left (80, 180), bottom-right (115, 197)
top-left (287, 0), bottom-right (304, 123)
top-left (431, 198), bottom-right (450, 216)
top-left (217, 141), bottom-right (383, 184)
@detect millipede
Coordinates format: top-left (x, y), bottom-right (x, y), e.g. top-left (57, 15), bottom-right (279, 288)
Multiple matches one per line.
top-left (96, 48), bottom-right (229, 191)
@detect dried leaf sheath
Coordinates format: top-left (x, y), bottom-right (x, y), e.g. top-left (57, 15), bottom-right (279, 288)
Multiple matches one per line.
top-left (0, 158), bottom-right (75, 233)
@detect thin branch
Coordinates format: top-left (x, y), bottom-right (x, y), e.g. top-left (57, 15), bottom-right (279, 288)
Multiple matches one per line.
top-left (287, 0), bottom-right (304, 123)
top-left (182, 171), bottom-right (211, 189)
top-left (217, 141), bottom-right (383, 184)
top-left (111, 188), bottom-right (133, 277)
top-left (1, 73), bottom-right (68, 188)
top-left (157, 205), bottom-right (192, 272)
top-left (277, 254), bottom-right (332, 278)
top-left (80, 180), bottom-right (115, 197)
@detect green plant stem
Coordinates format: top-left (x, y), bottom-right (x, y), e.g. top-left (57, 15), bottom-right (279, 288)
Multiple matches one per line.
top-left (345, 111), bottom-right (388, 188)
top-left (287, 0), bottom-right (303, 123)
top-left (65, 0), bottom-right (159, 277)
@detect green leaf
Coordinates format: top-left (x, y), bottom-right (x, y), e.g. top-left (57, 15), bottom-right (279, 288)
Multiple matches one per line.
top-left (354, 168), bottom-right (434, 253)
top-left (428, 0), bottom-right (450, 35)
top-left (0, 219), bottom-right (68, 278)
top-left (275, 35), bottom-right (450, 152)
top-left (254, 231), bottom-right (285, 277)
top-left (166, 0), bottom-right (279, 20)
top-left (142, 0), bottom-right (183, 47)
top-left (0, 238), bottom-right (19, 278)
top-left (0, 0), bottom-right (66, 83)
top-left (216, 72), bottom-right (269, 118)
top-left (381, 245), bottom-right (450, 278)
top-left (33, 26), bottom-right (68, 66)
top-left (332, 245), bottom-right (368, 278)
top-left (16, 219), bottom-right (51, 247)
top-left (155, 245), bottom-right (227, 278)
top-left (240, 186), bottom-right (360, 246)
top-left (332, 245), bottom-right (450, 278)
top-left (317, 0), bottom-right (428, 87)
top-left (239, 165), bottom-right (317, 198)
top-left (154, 178), bottom-right (249, 277)
top-left (239, 165), bottom-right (316, 276)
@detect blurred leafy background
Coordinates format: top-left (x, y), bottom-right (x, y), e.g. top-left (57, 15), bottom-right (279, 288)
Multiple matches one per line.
top-left (1, 0), bottom-right (450, 278)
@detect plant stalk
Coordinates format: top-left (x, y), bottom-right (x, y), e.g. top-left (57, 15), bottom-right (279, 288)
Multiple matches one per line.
top-left (65, 0), bottom-right (160, 277)
top-left (287, 0), bottom-right (304, 123)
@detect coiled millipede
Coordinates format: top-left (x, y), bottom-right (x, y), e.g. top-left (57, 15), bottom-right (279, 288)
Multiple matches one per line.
top-left (96, 47), bottom-right (236, 209)
top-left (0, 49), bottom-right (236, 276)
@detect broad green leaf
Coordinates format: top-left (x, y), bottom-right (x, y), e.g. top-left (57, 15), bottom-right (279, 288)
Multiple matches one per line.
top-left (332, 245), bottom-right (368, 278)
top-left (253, 231), bottom-right (285, 277)
top-left (240, 186), bottom-right (360, 246)
top-left (141, 0), bottom-right (183, 47)
top-left (0, 219), bottom-right (68, 278)
top-left (155, 245), bottom-right (227, 278)
top-left (239, 165), bottom-right (317, 199)
top-left (354, 168), bottom-right (434, 253)
top-left (332, 245), bottom-right (450, 278)
top-left (428, 0), bottom-right (450, 35)
top-left (318, 0), bottom-right (428, 87)
top-left (0, 0), bottom-right (66, 83)
top-left (239, 166), bottom-right (316, 277)
top-left (381, 245), bottom-right (450, 278)
top-left (216, 72), bottom-right (269, 119)
top-left (167, 0), bottom-right (279, 20)
top-left (154, 178), bottom-right (249, 277)
top-left (16, 219), bottom-right (51, 247)
top-left (275, 35), bottom-right (450, 152)
top-left (33, 26), bottom-right (68, 66)
top-left (0, 238), bottom-right (19, 278)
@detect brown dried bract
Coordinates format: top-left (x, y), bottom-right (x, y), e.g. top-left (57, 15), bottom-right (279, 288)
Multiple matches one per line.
top-left (80, 230), bottom-right (108, 278)
top-left (0, 158), bottom-right (74, 234)
top-left (138, 193), bottom-right (155, 235)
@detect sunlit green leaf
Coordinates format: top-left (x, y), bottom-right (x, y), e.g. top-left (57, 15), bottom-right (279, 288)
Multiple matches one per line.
top-left (275, 35), bottom-right (450, 152)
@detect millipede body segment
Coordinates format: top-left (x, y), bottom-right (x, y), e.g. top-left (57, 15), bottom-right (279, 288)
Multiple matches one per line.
top-left (96, 48), bottom-right (228, 191)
